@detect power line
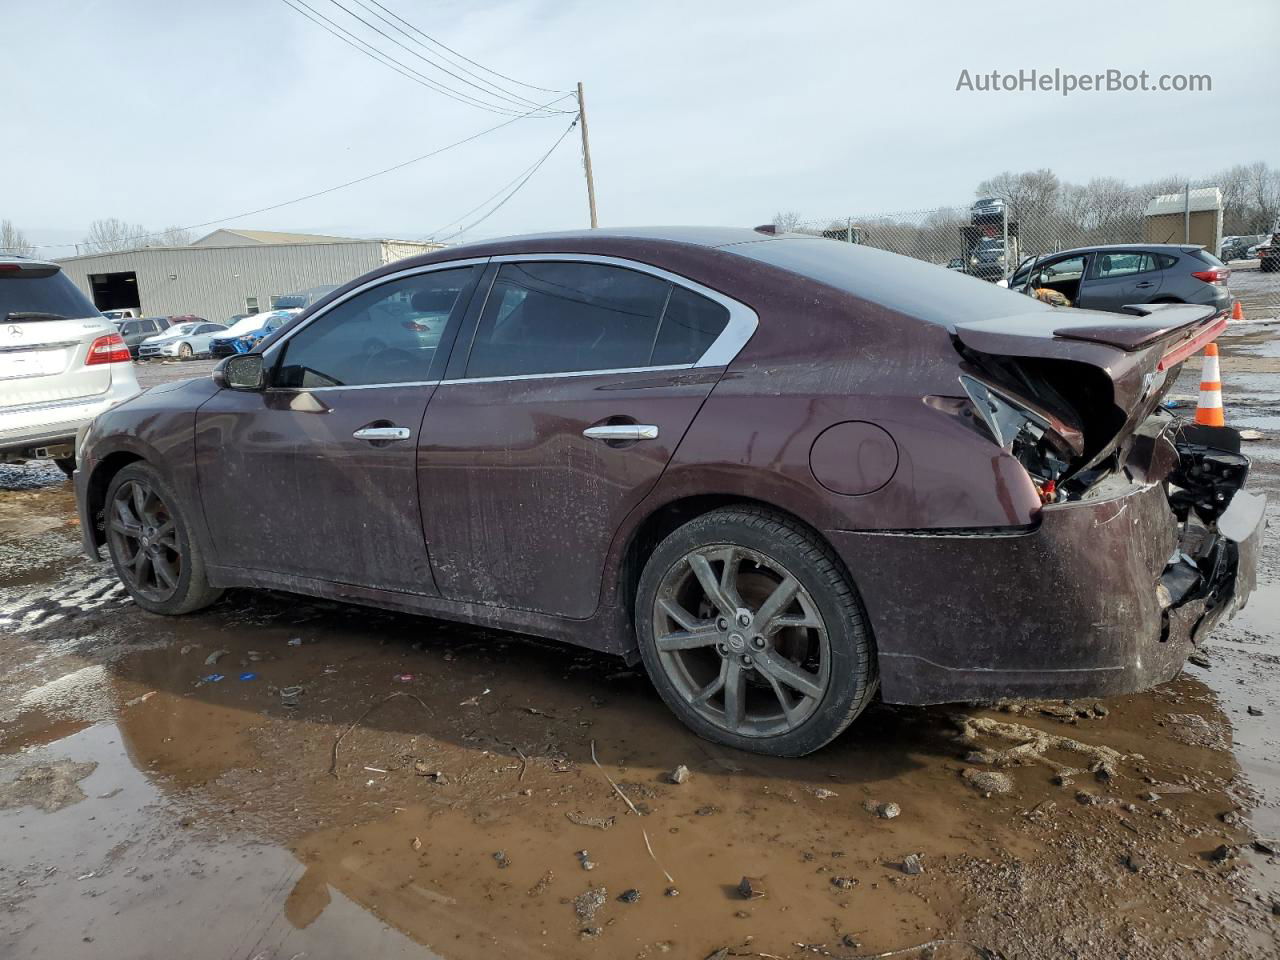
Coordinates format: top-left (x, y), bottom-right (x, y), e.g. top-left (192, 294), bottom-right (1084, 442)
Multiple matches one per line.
top-left (421, 119), bottom-right (576, 240)
top-left (431, 119), bottom-right (579, 244)
top-left (363, 0), bottom-right (566, 95)
top-left (38, 97), bottom-right (572, 252)
top-left (322, 0), bottom-right (551, 113)
top-left (278, 0), bottom-right (566, 117)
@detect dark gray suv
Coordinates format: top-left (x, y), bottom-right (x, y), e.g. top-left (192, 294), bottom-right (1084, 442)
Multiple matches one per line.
top-left (1007, 244), bottom-right (1232, 315)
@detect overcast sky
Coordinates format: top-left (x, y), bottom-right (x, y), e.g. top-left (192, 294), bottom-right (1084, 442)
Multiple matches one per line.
top-left (4, 0), bottom-right (1277, 253)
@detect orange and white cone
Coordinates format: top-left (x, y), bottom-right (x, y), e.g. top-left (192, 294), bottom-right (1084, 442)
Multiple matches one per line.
top-left (1194, 342), bottom-right (1225, 427)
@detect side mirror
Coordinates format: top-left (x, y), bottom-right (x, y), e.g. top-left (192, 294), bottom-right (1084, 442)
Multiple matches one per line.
top-left (214, 354), bottom-right (265, 391)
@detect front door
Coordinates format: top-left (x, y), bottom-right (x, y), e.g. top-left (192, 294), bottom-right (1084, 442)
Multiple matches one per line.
top-left (195, 264), bottom-right (482, 593)
top-left (418, 257), bottom-right (745, 618)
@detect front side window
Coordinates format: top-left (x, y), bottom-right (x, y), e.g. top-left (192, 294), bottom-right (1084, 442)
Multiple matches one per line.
top-left (1034, 255), bottom-right (1086, 285)
top-left (464, 261), bottom-right (729, 378)
top-left (275, 267), bottom-right (477, 389)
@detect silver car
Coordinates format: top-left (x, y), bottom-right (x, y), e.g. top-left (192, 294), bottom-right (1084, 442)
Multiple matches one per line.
top-left (0, 256), bottom-right (140, 475)
top-left (137, 320), bottom-right (228, 360)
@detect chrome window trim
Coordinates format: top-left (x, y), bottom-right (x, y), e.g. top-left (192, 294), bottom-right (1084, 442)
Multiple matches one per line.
top-left (269, 379), bottom-right (442, 394)
top-left (479, 252), bottom-right (758, 372)
top-left (259, 252), bottom-right (758, 392)
top-left (439, 363), bottom-right (696, 387)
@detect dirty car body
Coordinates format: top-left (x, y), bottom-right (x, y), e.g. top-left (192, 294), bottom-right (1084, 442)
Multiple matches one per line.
top-left (74, 227), bottom-right (1265, 755)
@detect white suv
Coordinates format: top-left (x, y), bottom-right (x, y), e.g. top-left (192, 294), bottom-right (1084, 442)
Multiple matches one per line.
top-left (1, 256), bottom-right (141, 475)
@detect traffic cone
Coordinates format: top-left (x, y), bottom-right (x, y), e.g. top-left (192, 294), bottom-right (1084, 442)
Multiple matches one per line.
top-left (1231, 300), bottom-right (1244, 321)
top-left (1194, 343), bottom-right (1225, 427)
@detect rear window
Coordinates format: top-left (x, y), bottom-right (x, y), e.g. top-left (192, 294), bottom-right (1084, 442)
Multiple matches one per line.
top-left (1190, 249), bottom-right (1225, 267)
top-left (730, 237), bottom-right (1050, 328)
top-left (0, 268), bottom-right (100, 321)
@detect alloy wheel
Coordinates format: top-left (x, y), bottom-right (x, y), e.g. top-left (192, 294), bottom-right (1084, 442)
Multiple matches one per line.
top-left (652, 544), bottom-right (830, 738)
top-left (108, 479), bottom-right (182, 603)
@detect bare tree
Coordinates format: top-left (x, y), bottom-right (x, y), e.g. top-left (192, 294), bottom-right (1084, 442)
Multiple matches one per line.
top-left (976, 169), bottom-right (1061, 224)
top-left (772, 210), bottom-right (802, 233)
top-left (81, 218), bottom-right (148, 253)
top-left (0, 219), bottom-right (36, 256)
top-left (157, 225), bottom-right (193, 246)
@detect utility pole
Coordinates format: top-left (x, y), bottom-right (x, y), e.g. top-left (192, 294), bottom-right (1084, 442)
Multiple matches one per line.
top-left (576, 81), bottom-right (598, 228)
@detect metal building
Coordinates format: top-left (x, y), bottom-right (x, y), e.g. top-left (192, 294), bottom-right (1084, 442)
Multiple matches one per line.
top-left (56, 230), bottom-right (442, 323)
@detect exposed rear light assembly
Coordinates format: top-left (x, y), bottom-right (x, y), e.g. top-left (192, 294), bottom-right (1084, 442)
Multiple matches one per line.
top-left (85, 332), bottom-right (132, 365)
top-left (1191, 267), bottom-right (1230, 285)
top-left (959, 373), bottom-right (1082, 501)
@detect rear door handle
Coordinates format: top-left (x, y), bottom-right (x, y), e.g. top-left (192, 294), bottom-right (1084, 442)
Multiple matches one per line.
top-left (353, 426), bottom-right (411, 441)
top-left (583, 424), bottom-right (659, 442)
top-left (1135, 281), bottom-right (1156, 288)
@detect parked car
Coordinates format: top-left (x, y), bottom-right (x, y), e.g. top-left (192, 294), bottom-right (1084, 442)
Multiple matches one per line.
top-left (1006, 243), bottom-right (1232, 314)
top-left (967, 236), bottom-right (1011, 281)
top-left (970, 197), bottom-right (1006, 223)
top-left (74, 228), bottom-right (1263, 756)
top-left (944, 257), bottom-right (965, 271)
top-left (1, 256), bottom-right (140, 475)
top-left (113, 316), bottom-right (173, 358)
top-left (137, 320), bottom-right (228, 360)
top-left (208, 310), bottom-right (299, 357)
top-left (1258, 233), bottom-right (1280, 272)
top-left (101, 308), bottom-right (141, 321)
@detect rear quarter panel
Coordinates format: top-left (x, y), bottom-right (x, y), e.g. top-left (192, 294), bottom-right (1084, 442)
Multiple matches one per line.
top-left (646, 279), bottom-right (1042, 534)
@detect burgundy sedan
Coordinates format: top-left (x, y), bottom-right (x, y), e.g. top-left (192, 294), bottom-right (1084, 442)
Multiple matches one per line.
top-left (74, 227), bottom-right (1264, 756)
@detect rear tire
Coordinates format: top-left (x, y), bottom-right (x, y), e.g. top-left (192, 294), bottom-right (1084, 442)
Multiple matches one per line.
top-left (54, 457), bottom-right (76, 478)
top-left (635, 506), bottom-right (877, 756)
top-left (104, 462), bottom-right (222, 615)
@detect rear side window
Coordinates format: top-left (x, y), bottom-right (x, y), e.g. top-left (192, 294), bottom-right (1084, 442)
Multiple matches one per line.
top-left (0, 268), bottom-right (99, 321)
top-left (466, 262), bottom-right (669, 378)
top-left (1155, 254), bottom-right (1179, 269)
top-left (464, 262), bottom-right (730, 378)
top-left (652, 286), bottom-right (730, 365)
top-left (1095, 253), bottom-right (1156, 278)
top-left (275, 267), bottom-right (477, 388)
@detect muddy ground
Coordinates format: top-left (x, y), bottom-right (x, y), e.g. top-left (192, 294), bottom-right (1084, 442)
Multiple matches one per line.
top-left (2, 299), bottom-right (1279, 959)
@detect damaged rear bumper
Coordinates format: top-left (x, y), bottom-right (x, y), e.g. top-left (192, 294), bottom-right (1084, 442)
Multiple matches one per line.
top-left (826, 425), bottom-right (1265, 704)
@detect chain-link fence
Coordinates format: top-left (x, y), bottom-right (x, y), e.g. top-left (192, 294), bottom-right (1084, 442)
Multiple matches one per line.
top-left (787, 179), bottom-right (1280, 320)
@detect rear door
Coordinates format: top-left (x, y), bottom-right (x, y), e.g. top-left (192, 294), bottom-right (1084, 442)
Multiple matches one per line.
top-left (1078, 251), bottom-right (1162, 312)
top-left (0, 262), bottom-right (116, 410)
top-left (195, 262), bottom-right (483, 593)
top-left (417, 256), bottom-right (753, 618)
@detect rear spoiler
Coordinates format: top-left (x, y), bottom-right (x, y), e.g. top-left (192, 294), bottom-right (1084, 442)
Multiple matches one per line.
top-left (1051, 303), bottom-right (1225, 370)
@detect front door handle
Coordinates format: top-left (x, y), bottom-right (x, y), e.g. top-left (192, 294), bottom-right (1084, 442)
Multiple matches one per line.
top-left (583, 424), bottom-right (659, 442)
top-left (353, 426), bottom-right (411, 442)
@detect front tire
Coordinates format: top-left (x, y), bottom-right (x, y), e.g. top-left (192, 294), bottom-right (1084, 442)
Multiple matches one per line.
top-left (635, 506), bottom-right (877, 756)
top-left (104, 462), bottom-right (222, 615)
top-left (178, 342), bottom-right (193, 359)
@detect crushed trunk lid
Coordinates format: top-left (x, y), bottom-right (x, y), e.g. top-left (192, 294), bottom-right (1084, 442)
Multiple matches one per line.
top-left (950, 303), bottom-right (1226, 498)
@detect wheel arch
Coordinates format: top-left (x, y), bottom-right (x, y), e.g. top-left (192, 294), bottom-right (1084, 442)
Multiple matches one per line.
top-left (615, 493), bottom-right (869, 650)
top-left (83, 450), bottom-right (147, 550)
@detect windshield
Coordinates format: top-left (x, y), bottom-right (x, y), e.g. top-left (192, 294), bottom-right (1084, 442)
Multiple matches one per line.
top-left (224, 316), bottom-right (267, 336)
top-left (169, 323), bottom-right (201, 335)
top-left (1, 269), bottom-right (100, 321)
